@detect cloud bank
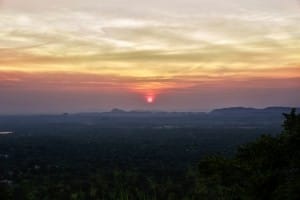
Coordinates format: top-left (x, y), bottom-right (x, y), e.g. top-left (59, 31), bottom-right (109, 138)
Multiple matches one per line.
top-left (0, 0), bottom-right (299, 112)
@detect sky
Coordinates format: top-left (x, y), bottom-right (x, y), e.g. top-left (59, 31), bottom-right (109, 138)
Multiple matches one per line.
top-left (0, 0), bottom-right (300, 113)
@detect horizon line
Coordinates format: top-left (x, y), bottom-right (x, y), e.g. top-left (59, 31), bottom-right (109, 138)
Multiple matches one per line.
top-left (0, 106), bottom-right (299, 116)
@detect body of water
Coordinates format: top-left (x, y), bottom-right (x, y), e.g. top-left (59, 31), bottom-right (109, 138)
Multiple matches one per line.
top-left (0, 131), bottom-right (13, 135)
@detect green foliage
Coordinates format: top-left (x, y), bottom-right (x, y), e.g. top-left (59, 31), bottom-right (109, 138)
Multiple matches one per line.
top-left (193, 109), bottom-right (300, 200)
top-left (0, 109), bottom-right (299, 199)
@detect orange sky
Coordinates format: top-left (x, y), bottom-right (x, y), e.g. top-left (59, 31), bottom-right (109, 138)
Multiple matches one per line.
top-left (0, 0), bottom-right (300, 113)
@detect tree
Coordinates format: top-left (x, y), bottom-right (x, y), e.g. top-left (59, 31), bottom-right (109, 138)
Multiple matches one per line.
top-left (193, 108), bottom-right (300, 200)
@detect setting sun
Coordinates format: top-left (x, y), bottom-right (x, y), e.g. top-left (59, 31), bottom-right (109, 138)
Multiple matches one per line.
top-left (0, 0), bottom-right (299, 199)
top-left (146, 96), bottom-right (154, 104)
top-left (0, 0), bottom-right (299, 112)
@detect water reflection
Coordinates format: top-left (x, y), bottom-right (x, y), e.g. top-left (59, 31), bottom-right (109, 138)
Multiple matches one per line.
top-left (0, 131), bottom-right (13, 135)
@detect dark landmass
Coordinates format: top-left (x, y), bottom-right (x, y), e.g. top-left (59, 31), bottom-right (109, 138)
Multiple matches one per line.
top-left (1, 106), bottom-right (297, 130)
top-left (0, 107), bottom-right (299, 199)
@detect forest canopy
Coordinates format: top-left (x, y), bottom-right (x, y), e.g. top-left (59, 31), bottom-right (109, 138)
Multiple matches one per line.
top-left (0, 109), bottom-right (299, 199)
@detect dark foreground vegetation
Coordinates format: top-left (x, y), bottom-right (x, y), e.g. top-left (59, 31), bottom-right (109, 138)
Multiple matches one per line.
top-left (0, 108), bottom-right (299, 199)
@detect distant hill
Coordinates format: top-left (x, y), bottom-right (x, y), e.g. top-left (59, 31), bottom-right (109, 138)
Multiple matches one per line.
top-left (110, 108), bottom-right (127, 113)
top-left (1, 106), bottom-right (297, 133)
top-left (210, 107), bottom-right (298, 115)
top-left (67, 107), bottom-right (299, 116)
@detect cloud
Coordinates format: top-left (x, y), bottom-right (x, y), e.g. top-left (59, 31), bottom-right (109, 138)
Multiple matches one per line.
top-left (0, 5), bottom-right (300, 101)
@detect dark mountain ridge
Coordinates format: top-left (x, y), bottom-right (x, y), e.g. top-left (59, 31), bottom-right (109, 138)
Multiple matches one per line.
top-left (210, 106), bottom-right (299, 115)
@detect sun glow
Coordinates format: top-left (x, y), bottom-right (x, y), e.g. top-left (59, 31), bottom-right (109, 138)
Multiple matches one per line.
top-left (0, 0), bottom-right (300, 112)
top-left (146, 96), bottom-right (154, 103)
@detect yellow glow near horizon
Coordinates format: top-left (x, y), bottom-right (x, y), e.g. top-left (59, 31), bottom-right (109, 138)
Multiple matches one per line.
top-left (1, 1), bottom-right (300, 100)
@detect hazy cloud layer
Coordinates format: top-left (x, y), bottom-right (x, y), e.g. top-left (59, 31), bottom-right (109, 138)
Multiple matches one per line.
top-left (0, 0), bottom-right (300, 112)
